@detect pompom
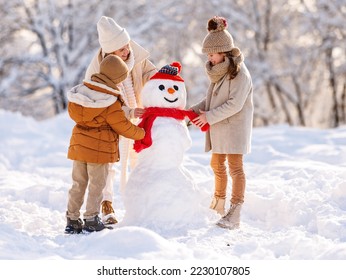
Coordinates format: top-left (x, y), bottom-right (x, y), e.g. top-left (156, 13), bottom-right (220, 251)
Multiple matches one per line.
top-left (231, 47), bottom-right (241, 57)
top-left (171, 61), bottom-right (182, 73)
top-left (207, 16), bottom-right (228, 32)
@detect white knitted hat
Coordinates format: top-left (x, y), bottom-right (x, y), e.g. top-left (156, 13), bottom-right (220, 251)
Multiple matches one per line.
top-left (97, 16), bottom-right (130, 53)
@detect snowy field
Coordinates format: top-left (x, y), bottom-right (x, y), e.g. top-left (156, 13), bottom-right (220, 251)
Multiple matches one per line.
top-left (0, 109), bottom-right (346, 277)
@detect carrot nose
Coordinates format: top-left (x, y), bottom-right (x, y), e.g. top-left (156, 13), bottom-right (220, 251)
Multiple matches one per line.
top-left (167, 88), bottom-right (175, 94)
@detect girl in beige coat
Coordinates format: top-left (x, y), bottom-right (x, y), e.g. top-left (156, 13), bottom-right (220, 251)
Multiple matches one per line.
top-left (191, 16), bottom-right (254, 230)
top-left (85, 16), bottom-right (157, 224)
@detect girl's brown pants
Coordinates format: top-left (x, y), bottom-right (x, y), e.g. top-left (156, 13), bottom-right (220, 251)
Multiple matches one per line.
top-left (210, 153), bottom-right (246, 205)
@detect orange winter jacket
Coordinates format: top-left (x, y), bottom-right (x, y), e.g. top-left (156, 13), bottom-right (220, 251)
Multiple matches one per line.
top-left (67, 81), bottom-right (145, 163)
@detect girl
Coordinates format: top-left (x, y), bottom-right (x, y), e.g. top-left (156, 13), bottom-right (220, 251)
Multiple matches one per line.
top-left (191, 16), bottom-right (254, 230)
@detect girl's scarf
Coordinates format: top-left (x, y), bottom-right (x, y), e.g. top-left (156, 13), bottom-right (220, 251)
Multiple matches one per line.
top-left (205, 57), bottom-right (230, 83)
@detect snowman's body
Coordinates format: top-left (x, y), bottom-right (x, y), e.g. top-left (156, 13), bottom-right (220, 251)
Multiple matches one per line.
top-left (121, 63), bottom-right (207, 232)
top-left (136, 117), bottom-right (191, 169)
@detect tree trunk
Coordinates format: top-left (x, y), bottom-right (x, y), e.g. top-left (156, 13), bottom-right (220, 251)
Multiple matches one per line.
top-left (274, 84), bottom-right (294, 125)
top-left (326, 47), bottom-right (339, 127)
top-left (292, 75), bottom-right (306, 126)
top-left (341, 83), bottom-right (346, 123)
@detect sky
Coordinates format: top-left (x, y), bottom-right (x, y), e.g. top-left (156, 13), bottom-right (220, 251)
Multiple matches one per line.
top-left (0, 109), bottom-right (345, 279)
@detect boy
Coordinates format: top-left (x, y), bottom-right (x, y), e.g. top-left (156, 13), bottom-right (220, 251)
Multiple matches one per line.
top-left (65, 55), bottom-right (145, 233)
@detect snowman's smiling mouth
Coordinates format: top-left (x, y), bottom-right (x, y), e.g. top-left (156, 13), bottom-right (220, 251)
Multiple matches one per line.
top-left (164, 97), bottom-right (178, 103)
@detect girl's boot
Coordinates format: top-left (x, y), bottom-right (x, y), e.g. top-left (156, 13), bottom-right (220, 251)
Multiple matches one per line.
top-left (216, 203), bottom-right (242, 229)
top-left (209, 197), bottom-right (226, 215)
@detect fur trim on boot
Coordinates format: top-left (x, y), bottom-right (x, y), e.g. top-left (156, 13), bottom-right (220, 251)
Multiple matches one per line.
top-left (101, 200), bottom-right (118, 224)
top-left (209, 197), bottom-right (226, 215)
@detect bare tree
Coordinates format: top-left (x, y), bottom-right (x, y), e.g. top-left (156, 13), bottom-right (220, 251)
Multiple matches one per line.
top-left (0, 0), bottom-right (105, 119)
top-left (0, 0), bottom-right (345, 128)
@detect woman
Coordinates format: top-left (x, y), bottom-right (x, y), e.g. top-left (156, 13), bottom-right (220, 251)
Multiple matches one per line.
top-left (191, 16), bottom-right (254, 230)
top-left (85, 16), bottom-right (157, 224)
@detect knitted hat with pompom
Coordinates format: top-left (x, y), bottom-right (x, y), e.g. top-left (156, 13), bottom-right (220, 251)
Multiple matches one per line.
top-left (149, 62), bottom-right (184, 82)
top-left (202, 16), bottom-right (234, 54)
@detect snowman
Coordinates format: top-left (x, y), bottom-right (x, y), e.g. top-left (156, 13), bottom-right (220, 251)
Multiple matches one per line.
top-left (121, 62), bottom-right (209, 233)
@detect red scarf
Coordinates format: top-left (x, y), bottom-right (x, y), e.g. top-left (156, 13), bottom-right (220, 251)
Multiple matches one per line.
top-left (133, 107), bottom-right (209, 153)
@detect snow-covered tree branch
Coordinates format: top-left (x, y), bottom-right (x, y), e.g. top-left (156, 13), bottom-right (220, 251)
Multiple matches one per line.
top-left (0, 0), bottom-right (345, 127)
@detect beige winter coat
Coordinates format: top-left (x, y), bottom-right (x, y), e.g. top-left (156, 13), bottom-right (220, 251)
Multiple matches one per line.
top-left (191, 63), bottom-right (253, 154)
top-left (84, 40), bottom-right (157, 109)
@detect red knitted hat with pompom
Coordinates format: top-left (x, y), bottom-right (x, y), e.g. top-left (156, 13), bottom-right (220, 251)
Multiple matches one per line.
top-left (150, 61), bottom-right (184, 82)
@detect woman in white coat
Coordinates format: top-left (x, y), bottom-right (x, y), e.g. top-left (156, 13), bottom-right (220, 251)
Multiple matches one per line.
top-left (191, 16), bottom-right (254, 230)
top-left (85, 16), bottom-right (157, 224)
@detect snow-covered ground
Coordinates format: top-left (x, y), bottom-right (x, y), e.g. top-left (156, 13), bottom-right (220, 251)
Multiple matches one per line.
top-left (0, 109), bottom-right (345, 277)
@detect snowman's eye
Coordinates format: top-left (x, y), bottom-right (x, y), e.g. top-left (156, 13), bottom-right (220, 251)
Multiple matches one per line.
top-left (159, 85), bottom-right (165, 91)
top-left (173, 85), bottom-right (179, 91)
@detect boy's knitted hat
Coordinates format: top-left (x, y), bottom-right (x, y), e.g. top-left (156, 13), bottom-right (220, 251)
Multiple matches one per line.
top-left (91, 55), bottom-right (128, 90)
top-left (202, 16), bottom-right (234, 54)
top-left (97, 16), bottom-right (130, 53)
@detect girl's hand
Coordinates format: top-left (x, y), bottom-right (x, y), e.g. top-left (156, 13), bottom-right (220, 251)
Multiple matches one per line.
top-left (193, 110), bottom-right (208, 127)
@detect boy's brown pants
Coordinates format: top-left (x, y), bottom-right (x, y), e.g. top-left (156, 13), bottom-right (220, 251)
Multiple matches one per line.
top-left (66, 160), bottom-right (108, 220)
top-left (210, 153), bottom-right (246, 205)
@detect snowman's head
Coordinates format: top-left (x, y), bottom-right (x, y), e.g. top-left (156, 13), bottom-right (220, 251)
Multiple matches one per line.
top-left (141, 62), bottom-right (187, 109)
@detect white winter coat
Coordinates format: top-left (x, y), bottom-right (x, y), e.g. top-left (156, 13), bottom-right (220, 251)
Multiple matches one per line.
top-left (85, 40), bottom-right (157, 111)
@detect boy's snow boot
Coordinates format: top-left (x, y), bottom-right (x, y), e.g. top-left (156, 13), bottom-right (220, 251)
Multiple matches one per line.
top-left (101, 200), bottom-right (118, 224)
top-left (64, 217), bottom-right (83, 234)
top-left (83, 215), bottom-right (106, 232)
top-left (209, 197), bottom-right (226, 215)
top-left (216, 203), bottom-right (242, 230)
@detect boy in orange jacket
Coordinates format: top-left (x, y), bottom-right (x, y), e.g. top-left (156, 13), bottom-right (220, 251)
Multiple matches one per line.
top-left (65, 55), bottom-right (145, 233)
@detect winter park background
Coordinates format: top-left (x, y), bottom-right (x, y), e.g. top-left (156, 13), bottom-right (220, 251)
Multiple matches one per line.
top-left (0, 0), bottom-right (345, 278)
